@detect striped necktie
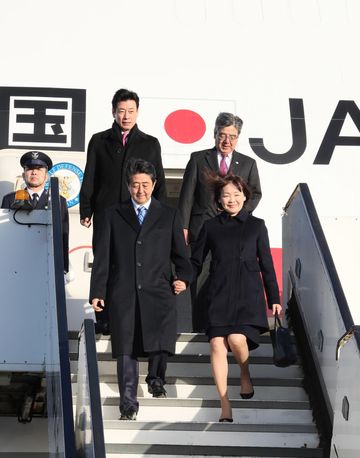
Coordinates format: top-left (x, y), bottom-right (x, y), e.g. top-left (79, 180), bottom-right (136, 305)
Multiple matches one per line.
top-left (122, 131), bottom-right (128, 146)
top-left (137, 206), bottom-right (146, 225)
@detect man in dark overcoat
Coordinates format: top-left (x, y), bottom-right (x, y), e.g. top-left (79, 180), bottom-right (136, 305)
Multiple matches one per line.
top-left (89, 158), bottom-right (192, 421)
top-left (1, 151), bottom-right (69, 273)
top-left (178, 112), bottom-right (262, 331)
top-left (80, 88), bottom-right (167, 334)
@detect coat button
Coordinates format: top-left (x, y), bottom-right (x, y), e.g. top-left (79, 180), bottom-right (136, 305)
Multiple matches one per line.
top-left (137, 284), bottom-right (142, 290)
top-left (137, 240), bottom-right (142, 245)
top-left (137, 262), bottom-right (142, 267)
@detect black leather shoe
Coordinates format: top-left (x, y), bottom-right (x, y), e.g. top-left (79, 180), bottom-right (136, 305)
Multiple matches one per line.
top-left (94, 322), bottom-right (102, 334)
top-left (148, 382), bottom-right (167, 398)
top-left (94, 321), bottom-right (110, 336)
top-left (120, 407), bottom-right (137, 420)
top-left (101, 322), bottom-right (110, 335)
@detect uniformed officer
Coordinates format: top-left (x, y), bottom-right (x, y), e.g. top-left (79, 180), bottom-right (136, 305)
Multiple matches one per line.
top-left (1, 151), bottom-right (69, 273)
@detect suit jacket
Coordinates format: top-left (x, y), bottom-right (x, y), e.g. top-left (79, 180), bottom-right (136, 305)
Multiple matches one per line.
top-left (191, 209), bottom-right (279, 332)
top-left (80, 122), bottom-right (166, 220)
top-left (178, 148), bottom-right (262, 242)
top-left (1, 190), bottom-right (69, 273)
top-left (89, 198), bottom-right (193, 357)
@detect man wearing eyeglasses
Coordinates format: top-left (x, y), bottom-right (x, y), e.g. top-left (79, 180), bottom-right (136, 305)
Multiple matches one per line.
top-left (178, 112), bottom-right (262, 331)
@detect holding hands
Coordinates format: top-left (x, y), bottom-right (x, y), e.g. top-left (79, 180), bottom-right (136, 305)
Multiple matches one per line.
top-left (80, 217), bottom-right (92, 228)
top-left (172, 280), bottom-right (187, 295)
top-left (92, 298), bottom-right (105, 312)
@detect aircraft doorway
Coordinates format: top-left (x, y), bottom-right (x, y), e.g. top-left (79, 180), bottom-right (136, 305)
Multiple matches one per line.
top-left (165, 169), bottom-right (185, 208)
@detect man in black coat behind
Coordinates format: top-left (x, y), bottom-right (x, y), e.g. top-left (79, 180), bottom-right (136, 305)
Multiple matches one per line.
top-left (80, 88), bottom-right (167, 334)
top-left (89, 158), bottom-right (192, 421)
top-left (80, 88), bottom-right (166, 233)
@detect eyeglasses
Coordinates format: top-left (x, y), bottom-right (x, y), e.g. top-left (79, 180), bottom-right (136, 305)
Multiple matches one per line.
top-left (217, 133), bottom-right (238, 142)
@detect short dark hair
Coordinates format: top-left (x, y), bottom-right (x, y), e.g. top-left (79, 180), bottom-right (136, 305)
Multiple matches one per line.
top-left (126, 158), bottom-right (157, 185)
top-left (214, 112), bottom-right (243, 137)
top-left (204, 170), bottom-right (251, 208)
top-left (112, 88), bottom-right (140, 110)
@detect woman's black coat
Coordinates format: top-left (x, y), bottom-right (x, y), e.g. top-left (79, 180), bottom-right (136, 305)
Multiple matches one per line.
top-left (89, 198), bottom-right (193, 357)
top-left (191, 209), bottom-right (280, 333)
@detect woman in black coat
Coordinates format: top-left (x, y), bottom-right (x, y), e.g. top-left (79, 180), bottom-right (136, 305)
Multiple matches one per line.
top-left (191, 173), bottom-right (282, 422)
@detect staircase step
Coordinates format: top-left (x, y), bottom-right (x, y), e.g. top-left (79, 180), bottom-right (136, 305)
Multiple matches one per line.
top-left (72, 381), bottom-right (308, 402)
top-left (104, 421), bottom-right (318, 433)
top-left (100, 403), bottom-right (314, 424)
top-left (72, 353), bottom-right (285, 365)
top-left (104, 443), bottom-right (322, 458)
top-left (70, 359), bottom-right (302, 378)
top-left (100, 397), bottom-right (310, 409)
top-left (68, 331), bottom-right (278, 343)
top-left (72, 374), bottom-right (304, 387)
top-left (105, 454), bottom-right (321, 458)
top-left (70, 329), bottom-right (318, 457)
top-left (68, 334), bottom-right (280, 357)
top-left (103, 422), bottom-right (319, 448)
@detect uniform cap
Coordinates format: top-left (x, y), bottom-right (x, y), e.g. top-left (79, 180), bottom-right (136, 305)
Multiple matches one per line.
top-left (20, 151), bottom-right (53, 169)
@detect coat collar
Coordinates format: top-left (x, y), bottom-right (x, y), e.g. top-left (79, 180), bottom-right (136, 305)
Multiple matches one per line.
top-left (205, 147), bottom-right (242, 173)
top-left (218, 207), bottom-right (249, 224)
top-left (26, 188), bottom-right (49, 208)
top-left (38, 189), bottom-right (49, 208)
top-left (139, 198), bottom-right (162, 234)
top-left (229, 150), bottom-right (242, 170)
top-left (204, 148), bottom-right (219, 172)
top-left (110, 121), bottom-right (139, 143)
top-left (116, 198), bottom-right (162, 233)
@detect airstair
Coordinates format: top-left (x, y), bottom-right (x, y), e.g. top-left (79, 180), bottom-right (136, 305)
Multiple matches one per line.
top-left (70, 323), bottom-right (323, 458)
top-left (1, 181), bottom-right (359, 457)
top-left (70, 182), bottom-right (360, 458)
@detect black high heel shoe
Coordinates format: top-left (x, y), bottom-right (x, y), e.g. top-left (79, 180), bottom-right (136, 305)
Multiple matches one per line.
top-left (240, 390), bottom-right (254, 399)
top-left (240, 379), bottom-right (254, 399)
top-left (219, 417), bottom-right (233, 423)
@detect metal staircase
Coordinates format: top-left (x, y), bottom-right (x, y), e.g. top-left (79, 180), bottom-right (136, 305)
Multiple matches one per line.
top-left (70, 331), bottom-right (324, 458)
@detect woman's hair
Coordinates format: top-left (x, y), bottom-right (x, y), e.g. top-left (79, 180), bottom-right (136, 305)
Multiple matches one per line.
top-left (204, 170), bottom-right (251, 209)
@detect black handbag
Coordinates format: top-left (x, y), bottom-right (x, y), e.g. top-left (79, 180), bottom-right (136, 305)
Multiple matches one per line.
top-left (270, 312), bottom-right (297, 367)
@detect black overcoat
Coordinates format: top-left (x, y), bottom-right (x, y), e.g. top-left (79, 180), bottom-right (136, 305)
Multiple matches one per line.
top-left (178, 148), bottom-right (262, 242)
top-left (80, 122), bottom-right (166, 220)
top-left (191, 209), bottom-right (279, 333)
top-left (89, 198), bottom-right (193, 357)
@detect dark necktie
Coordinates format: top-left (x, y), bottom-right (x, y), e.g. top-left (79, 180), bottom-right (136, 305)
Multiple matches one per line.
top-left (122, 131), bottom-right (128, 146)
top-left (219, 154), bottom-right (228, 176)
top-left (137, 206), bottom-right (146, 225)
top-left (31, 193), bottom-right (39, 208)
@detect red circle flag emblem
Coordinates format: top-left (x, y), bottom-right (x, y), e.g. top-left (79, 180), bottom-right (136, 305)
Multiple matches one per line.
top-left (164, 109), bottom-right (206, 144)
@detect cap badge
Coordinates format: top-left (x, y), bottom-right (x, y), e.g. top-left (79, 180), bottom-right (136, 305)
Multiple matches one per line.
top-left (31, 152), bottom-right (39, 159)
